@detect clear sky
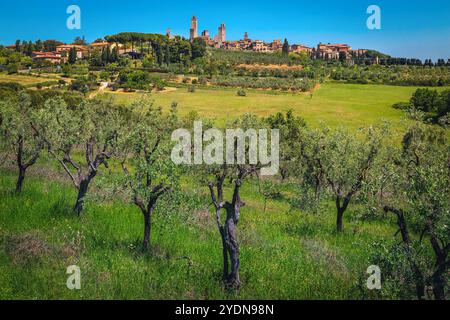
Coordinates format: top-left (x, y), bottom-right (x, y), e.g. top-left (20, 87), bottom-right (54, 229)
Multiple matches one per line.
top-left (1, 0), bottom-right (449, 60)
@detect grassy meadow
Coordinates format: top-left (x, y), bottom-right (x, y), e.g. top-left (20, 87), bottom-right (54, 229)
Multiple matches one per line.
top-left (0, 73), bottom-right (60, 87)
top-left (102, 83), bottom-right (434, 129)
top-left (0, 80), bottom-right (446, 300)
top-left (0, 164), bottom-right (398, 300)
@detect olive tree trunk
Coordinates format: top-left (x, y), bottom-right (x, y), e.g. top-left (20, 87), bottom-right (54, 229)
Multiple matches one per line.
top-left (15, 166), bottom-right (26, 194)
top-left (384, 206), bottom-right (426, 300)
top-left (142, 207), bottom-right (155, 250)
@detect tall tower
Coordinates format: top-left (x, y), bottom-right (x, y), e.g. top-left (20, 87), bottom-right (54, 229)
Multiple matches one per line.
top-left (218, 23), bottom-right (226, 43)
top-left (244, 32), bottom-right (248, 41)
top-left (190, 16), bottom-right (198, 41)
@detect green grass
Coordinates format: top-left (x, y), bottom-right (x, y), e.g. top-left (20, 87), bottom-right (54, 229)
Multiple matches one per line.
top-left (0, 82), bottom-right (442, 299)
top-left (0, 166), bottom-right (400, 300)
top-left (101, 83), bottom-right (449, 129)
top-left (0, 73), bottom-right (60, 86)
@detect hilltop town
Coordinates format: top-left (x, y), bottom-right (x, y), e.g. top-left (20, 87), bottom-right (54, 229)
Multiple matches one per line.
top-left (3, 15), bottom-right (389, 66)
top-left (184, 16), bottom-right (372, 63)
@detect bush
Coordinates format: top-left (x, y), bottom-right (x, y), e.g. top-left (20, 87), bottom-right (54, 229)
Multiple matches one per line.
top-left (237, 89), bottom-right (247, 97)
top-left (392, 102), bottom-right (411, 110)
top-left (198, 76), bottom-right (207, 85)
top-left (410, 88), bottom-right (440, 112)
top-left (187, 85), bottom-right (195, 93)
top-left (7, 63), bottom-right (19, 74)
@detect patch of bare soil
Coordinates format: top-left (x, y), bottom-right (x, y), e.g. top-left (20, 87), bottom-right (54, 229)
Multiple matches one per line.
top-left (156, 87), bottom-right (177, 93)
top-left (236, 64), bottom-right (303, 71)
top-left (2, 232), bottom-right (81, 265)
top-left (4, 233), bottom-right (50, 265)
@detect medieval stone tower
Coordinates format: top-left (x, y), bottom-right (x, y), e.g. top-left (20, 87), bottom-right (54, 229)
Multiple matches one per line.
top-left (190, 16), bottom-right (198, 40)
top-left (218, 23), bottom-right (226, 43)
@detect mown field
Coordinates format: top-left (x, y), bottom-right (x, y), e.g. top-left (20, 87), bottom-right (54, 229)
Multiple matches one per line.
top-left (101, 83), bottom-right (443, 129)
top-left (0, 73), bottom-right (60, 86)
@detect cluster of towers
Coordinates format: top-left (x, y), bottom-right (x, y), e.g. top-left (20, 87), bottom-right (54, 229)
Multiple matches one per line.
top-left (190, 16), bottom-right (226, 44)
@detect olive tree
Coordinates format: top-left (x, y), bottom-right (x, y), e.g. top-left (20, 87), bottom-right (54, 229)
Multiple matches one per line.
top-left (265, 110), bottom-right (306, 181)
top-left (202, 114), bottom-right (277, 290)
top-left (116, 98), bottom-right (179, 250)
top-left (306, 125), bottom-right (387, 232)
top-left (382, 123), bottom-right (449, 300)
top-left (0, 92), bottom-right (43, 193)
top-left (35, 97), bottom-right (122, 215)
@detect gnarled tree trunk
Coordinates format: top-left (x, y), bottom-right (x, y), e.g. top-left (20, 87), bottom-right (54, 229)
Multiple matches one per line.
top-left (335, 195), bottom-right (350, 233)
top-left (142, 207), bottom-right (154, 250)
top-left (429, 232), bottom-right (448, 300)
top-left (15, 166), bottom-right (26, 194)
top-left (224, 207), bottom-right (240, 289)
top-left (14, 134), bottom-right (41, 194)
top-left (73, 169), bottom-right (97, 216)
top-left (209, 178), bottom-right (244, 290)
top-left (384, 206), bottom-right (426, 300)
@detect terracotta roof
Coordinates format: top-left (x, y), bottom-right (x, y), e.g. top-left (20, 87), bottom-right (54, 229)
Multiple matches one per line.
top-left (90, 42), bottom-right (109, 47)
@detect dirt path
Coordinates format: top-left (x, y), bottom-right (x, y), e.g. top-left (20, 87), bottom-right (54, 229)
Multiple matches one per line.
top-left (89, 81), bottom-right (109, 98)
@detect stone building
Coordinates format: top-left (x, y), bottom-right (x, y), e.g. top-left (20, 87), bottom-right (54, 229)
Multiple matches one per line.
top-left (218, 23), bottom-right (226, 43)
top-left (291, 44), bottom-right (313, 54)
top-left (314, 43), bottom-right (352, 60)
top-left (190, 16), bottom-right (198, 41)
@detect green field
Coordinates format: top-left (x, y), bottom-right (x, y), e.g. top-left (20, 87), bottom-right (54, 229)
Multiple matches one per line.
top-left (102, 83), bottom-right (442, 129)
top-left (0, 73), bottom-right (60, 86)
top-left (0, 166), bottom-right (398, 299)
top-left (0, 81), bottom-right (446, 299)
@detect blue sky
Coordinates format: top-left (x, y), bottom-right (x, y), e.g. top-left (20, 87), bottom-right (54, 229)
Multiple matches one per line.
top-left (0, 0), bottom-right (449, 60)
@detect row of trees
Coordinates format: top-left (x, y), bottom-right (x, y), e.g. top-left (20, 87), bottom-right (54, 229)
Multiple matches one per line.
top-left (210, 75), bottom-right (315, 92)
top-left (329, 64), bottom-right (450, 86)
top-left (104, 32), bottom-right (206, 66)
top-left (0, 90), bottom-right (448, 297)
top-left (12, 39), bottom-right (65, 56)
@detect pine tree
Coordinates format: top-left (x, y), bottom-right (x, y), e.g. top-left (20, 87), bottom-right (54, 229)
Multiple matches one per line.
top-left (110, 47), bottom-right (119, 63)
top-left (164, 44), bottom-right (171, 65)
top-left (15, 40), bottom-right (21, 52)
top-left (282, 38), bottom-right (290, 56)
top-left (68, 47), bottom-right (77, 64)
top-left (35, 39), bottom-right (43, 51)
top-left (26, 41), bottom-right (34, 57)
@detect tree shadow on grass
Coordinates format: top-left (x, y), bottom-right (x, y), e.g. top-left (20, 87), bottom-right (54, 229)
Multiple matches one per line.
top-left (48, 196), bottom-right (75, 218)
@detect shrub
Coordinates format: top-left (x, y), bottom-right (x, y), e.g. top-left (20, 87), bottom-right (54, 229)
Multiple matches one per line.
top-left (187, 85), bottom-right (196, 93)
top-left (392, 102), bottom-right (411, 110)
top-left (198, 76), bottom-right (207, 85)
top-left (7, 63), bottom-right (19, 74)
top-left (237, 89), bottom-right (246, 97)
top-left (410, 88), bottom-right (440, 112)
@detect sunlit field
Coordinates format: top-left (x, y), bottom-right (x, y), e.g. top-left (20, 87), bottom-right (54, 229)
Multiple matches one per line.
top-left (101, 83), bottom-right (449, 129)
top-left (0, 73), bottom-right (60, 86)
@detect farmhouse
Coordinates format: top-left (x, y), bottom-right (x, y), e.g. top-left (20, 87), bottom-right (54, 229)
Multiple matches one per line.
top-left (31, 51), bottom-right (62, 64)
top-left (314, 43), bottom-right (352, 60)
top-left (56, 44), bottom-right (89, 59)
